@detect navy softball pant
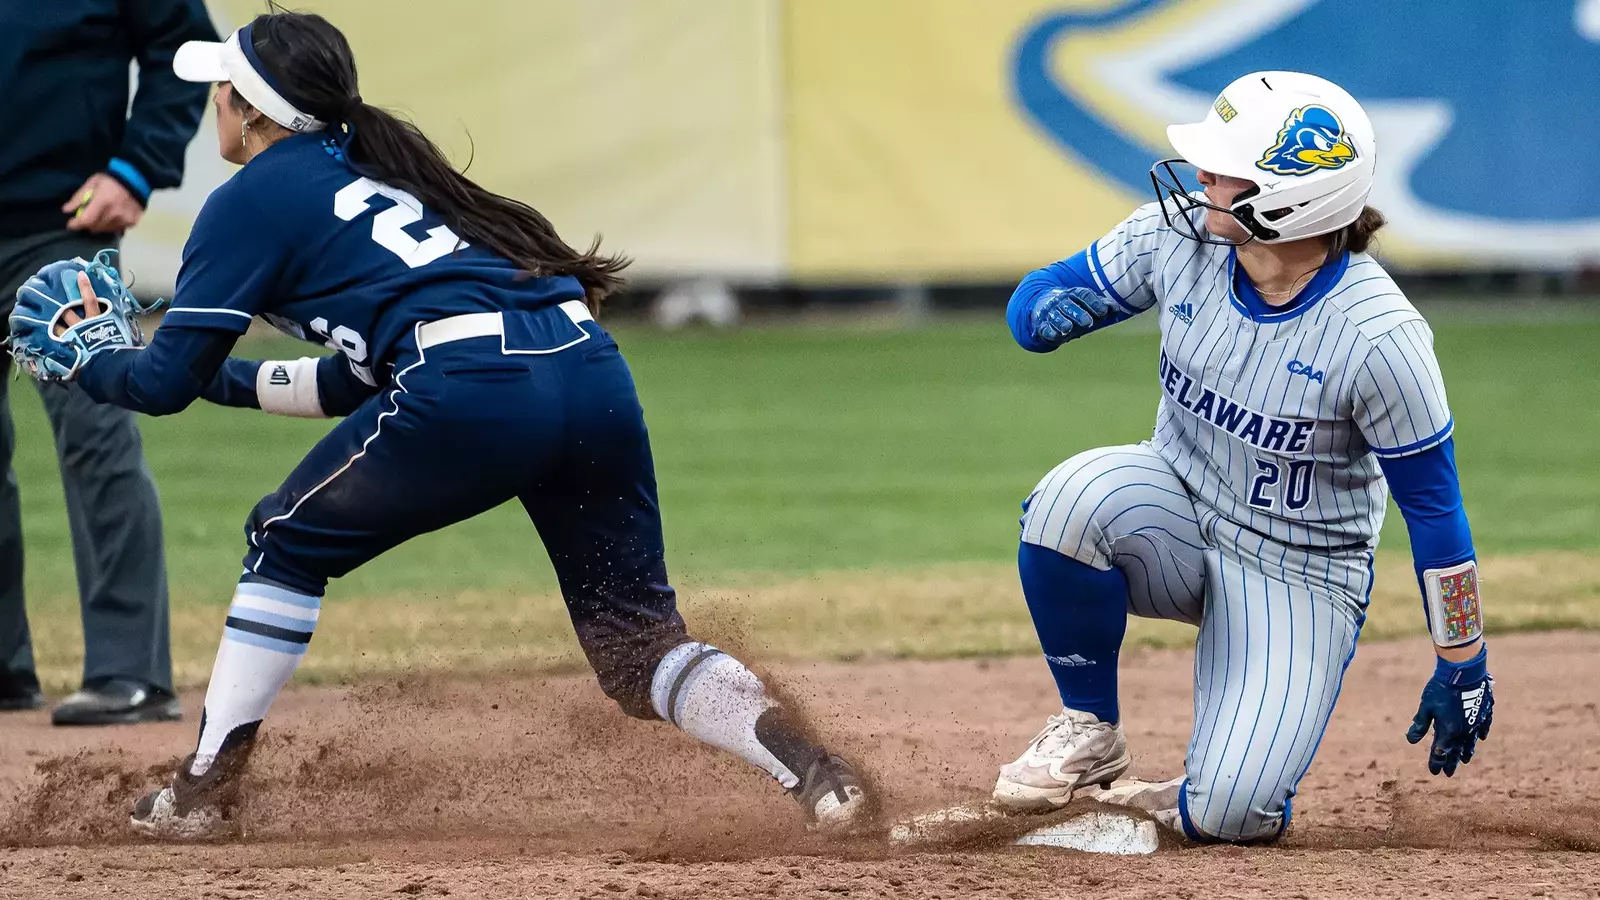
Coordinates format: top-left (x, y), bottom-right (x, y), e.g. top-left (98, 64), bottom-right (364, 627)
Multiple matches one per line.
top-left (240, 302), bottom-right (686, 715)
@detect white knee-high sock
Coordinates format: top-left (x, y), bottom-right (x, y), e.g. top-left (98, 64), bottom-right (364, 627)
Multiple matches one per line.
top-left (189, 579), bottom-right (320, 776)
top-left (650, 642), bottom-right (822, 790)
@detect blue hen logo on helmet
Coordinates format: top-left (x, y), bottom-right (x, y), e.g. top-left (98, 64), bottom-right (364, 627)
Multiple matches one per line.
top-left (1256, 105), bottom-right (1356, 176)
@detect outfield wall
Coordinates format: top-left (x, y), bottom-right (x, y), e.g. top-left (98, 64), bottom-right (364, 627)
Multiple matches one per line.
top-left (126, 0), bottom-right (1600, 291)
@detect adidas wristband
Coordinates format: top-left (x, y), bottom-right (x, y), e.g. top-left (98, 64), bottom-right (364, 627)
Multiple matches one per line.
top-left (254, 357), bottom-right (327, 418)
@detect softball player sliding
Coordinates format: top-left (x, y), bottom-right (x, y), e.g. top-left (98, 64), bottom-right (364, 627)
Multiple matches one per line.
top-left (995, 72), bottom-right (1494, 843)
top-left (7, 11), bottom-right (868, 839)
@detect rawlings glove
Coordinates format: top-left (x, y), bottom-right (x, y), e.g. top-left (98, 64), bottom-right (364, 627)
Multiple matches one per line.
top-left (1406, 645), bottom-right (1494, 777)
top-left (1029, 286), bottom-right (1117, 348)
top-left (6, 249), bottom-right (163, 382)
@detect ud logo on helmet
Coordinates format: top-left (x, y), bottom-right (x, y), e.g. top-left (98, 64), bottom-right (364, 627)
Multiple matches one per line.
top-left (1257, 105), bottom-right (1357, 176)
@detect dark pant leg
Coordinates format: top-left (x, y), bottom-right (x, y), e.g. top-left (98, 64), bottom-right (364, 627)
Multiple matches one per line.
top-left (520, 337), bottom-right (687, 719)
top-left (245, 348), bottom-right (563, 596)
top-left (0, 348), bottom-right (38, 692)
top-left (0, 231), bottom-right (173, 690)
top-left (0, 230), bottom-right (137, 691)
top-left (36, 378), bottom-right (172, 689)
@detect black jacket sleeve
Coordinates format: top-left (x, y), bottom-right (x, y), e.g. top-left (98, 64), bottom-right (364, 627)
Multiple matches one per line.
top-left (113, 0), bottom-right (218, 198)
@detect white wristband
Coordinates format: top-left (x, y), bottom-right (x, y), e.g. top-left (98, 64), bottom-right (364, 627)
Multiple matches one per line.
top-left (1423, 560), bottom-right (1482, 647)
top-left (255, 357), bottom-right (327, 419)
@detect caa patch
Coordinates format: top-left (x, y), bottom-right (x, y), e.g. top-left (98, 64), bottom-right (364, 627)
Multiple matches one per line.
top-left (1257, 105), bottom-right (1356, 176)
top-left (1286, 359), bottom-right (1324, 383)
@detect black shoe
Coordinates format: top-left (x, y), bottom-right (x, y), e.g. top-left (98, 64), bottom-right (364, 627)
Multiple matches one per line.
top-left (51, 678), bottom-right (181, 726)
top-left (0, 683), bottom-right (44, 712)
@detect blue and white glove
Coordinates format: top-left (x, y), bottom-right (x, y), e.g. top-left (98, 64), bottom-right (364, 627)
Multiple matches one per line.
top-left (6, 249), bottom-right (163, 382)
top-left (1406, 645), bottom-right (1494, 777)
top-left (1029, 286), bottom-right (1117, 348)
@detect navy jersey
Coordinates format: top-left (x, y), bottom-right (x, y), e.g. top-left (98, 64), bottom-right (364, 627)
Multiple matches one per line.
top-left (163, 132), bottom-right (585, 385)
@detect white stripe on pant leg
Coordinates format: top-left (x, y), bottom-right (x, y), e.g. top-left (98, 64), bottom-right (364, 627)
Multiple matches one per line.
top-left (249, 355), bottom-right (426, 574)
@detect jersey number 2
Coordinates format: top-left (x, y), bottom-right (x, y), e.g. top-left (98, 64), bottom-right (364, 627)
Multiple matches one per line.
top-left (334, 177), bottom-right (465, 268)
top-left (1249, 459), bottom-right (1314, 511)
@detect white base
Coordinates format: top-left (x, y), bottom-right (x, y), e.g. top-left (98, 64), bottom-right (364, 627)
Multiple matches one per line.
top-left (889, 802), bottom-right (1159, 855)
top-left (1013, 810), bottom-right (1159, 855)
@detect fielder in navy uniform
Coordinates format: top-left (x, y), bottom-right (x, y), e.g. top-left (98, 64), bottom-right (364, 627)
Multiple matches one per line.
top-left (992, 72), bottom-right (1493, 843)
top-left (8, 11), bottom-right (868, 839)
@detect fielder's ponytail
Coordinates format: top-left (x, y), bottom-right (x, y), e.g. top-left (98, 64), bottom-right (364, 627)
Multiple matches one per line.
top-left (234, 7), bottom-right (628, 306)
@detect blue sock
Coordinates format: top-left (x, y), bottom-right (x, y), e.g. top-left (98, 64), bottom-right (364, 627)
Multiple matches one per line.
top-left (1018, 541), bottom-right (1129, 725)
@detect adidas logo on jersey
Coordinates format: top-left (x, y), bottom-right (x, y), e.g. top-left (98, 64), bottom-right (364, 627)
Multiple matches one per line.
top-left (1045, 653), bottom-right (1095, 667)
top-left (1167, 301), bottom-right (1195, 324)
top-left (1286, 360), bottom-right (1325, 384)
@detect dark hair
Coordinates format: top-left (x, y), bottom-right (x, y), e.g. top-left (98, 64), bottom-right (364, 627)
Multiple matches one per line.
top-left (231, 8), bottom-right (628, 306)
top-left (1327, 206), bottom-right (1386, 256)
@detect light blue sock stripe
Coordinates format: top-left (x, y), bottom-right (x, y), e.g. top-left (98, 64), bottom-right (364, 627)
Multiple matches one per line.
top-left (227, 605), bottom-right (317, 634)
top-left (224, 626), bottom-right (309, 656)
top-left (236, 580), bottom-right (321, 609)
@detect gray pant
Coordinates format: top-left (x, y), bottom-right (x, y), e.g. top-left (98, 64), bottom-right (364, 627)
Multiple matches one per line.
top-left (0, 230), bottom-right (172, 693)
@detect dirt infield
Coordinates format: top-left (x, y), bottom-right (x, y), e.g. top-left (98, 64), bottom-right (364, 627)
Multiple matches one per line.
top-left (3, 632), bottom-right (1599, 899)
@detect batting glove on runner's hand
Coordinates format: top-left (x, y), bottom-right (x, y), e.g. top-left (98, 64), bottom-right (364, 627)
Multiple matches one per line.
top-left (6, 249), bottom-right (162, 382)
top-left (1028, 286), bottom-right (1117, 348)
top-left (1406, 645), bottom-right (1493, 777)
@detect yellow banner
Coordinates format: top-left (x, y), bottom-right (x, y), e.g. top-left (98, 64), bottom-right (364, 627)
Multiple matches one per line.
top-left (786, 0), bottom-right (1599, 279)
top-left (785, 0), bottom-right (1131, 283)
top-left (127, 1), bottom-right (1598, 288)
top-left (129, 0), bottom-right (785, 292)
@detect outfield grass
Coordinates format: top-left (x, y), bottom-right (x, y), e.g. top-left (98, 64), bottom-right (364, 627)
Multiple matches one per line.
top-left (10, 306), bottom-right (1600, 688)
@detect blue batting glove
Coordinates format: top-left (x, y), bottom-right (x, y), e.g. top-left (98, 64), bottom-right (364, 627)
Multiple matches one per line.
top-left (1406, 645), bottom-right (1493, 777)
top-left (1028, 286), bottom-right (1116, 348)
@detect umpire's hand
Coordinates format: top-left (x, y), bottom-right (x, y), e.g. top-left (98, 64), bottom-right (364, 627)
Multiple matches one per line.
top-left (63, 173), bottom-right (144, 234)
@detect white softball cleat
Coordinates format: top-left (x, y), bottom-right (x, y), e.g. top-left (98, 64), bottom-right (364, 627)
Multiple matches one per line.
top-left (993, 708), bottom-right (1131, 812)
top-left (1085, 775), bottom-right (1185, 832)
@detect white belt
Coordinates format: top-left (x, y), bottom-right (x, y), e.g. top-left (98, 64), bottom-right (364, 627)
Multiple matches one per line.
top-left (416, 299), bottom-right (594, 350)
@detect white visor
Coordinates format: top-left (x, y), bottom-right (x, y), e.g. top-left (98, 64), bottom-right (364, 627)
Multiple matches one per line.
top-left (174, 27), bottom-right (325, 133)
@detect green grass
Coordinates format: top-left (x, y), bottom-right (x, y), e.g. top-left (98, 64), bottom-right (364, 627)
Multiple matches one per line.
top-left (9, 306), bottom-right (1600, 687)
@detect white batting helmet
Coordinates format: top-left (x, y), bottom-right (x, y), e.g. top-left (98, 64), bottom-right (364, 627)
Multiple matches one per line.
top-left (1151, 71), bottom-right (1376, 244)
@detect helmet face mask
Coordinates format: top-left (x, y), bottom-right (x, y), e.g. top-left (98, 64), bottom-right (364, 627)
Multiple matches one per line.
top-left (1153, 72), bottom-right (1376, 247)
top-left (1149, 159), bottom-right (1279, 246)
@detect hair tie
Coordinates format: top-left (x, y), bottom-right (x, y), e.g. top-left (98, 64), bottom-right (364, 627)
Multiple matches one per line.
top-left (343, 95), bottom-right (364, 116)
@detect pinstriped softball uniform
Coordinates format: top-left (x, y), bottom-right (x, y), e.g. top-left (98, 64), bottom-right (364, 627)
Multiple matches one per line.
top-left (1084, 200), bottom-right (1453, 550)
top-left (1017, 201), bottom-right (1444, 839)
top-left (1021, 443), bottom-right (1370, 839)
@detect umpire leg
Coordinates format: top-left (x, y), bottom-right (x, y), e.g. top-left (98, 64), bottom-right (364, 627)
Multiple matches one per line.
top-left (37, 379), bottom-right (173, 693)
top-left (0, 345), bottom-right (42, 705)
top-left (0, 230), bottom-right (173, 715)
top-left (23, 232), bottom-right (173, 715)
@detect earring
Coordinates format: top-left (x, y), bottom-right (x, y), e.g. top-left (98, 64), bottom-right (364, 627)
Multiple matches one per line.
top-left (240, 118), bottom-right (250, 149)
